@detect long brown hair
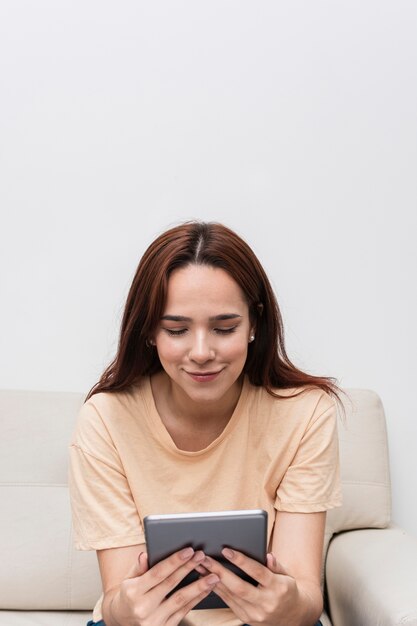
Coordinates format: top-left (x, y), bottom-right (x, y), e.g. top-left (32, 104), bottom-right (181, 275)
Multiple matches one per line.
top-left (86, 221), bottom-right (347, 413)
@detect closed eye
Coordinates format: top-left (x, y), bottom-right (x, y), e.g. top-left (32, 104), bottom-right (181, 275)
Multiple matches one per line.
top-left (214, 327), bottom-right (237, 334)
top-left (163, 327), bottom-right (238, 337)
top-left (164, 328), bottom-right (187, 336)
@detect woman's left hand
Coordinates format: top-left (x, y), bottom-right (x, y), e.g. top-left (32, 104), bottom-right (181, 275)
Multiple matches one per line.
top-left (200, 548), bottom-right (306, 626)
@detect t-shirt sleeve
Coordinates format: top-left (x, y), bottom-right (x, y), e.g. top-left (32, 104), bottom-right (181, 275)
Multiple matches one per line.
top-left (275, 396), bottom-right (343, 513)
top-left (68, 400), bottom-right (145, 550)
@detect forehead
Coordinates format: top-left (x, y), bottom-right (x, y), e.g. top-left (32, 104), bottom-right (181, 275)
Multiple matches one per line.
top-left (163, 265), bottom-right (248, 314)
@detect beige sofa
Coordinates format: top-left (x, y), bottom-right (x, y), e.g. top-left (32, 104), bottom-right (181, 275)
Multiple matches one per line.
top-left (1, 388), bottom-right (417, 625)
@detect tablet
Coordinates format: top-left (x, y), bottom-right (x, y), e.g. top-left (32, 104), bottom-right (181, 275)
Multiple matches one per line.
top-left (144, 509), bottom-right (267, 610)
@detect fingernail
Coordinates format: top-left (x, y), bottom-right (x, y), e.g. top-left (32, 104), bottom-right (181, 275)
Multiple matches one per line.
top-left (269, 552), bottom-right (277, 566)
top-left (192, 550), bottom-right (205, 563)
top-left (138, 551), bottom-right (143, 564)
top-left (206, 574), bottom-right (220, 586)
top-left (222, 548), bottom-right (234, 559)
top-left (180, 547), bottom-right (194, 559)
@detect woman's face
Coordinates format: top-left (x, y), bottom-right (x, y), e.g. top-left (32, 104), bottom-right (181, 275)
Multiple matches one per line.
top-left (153, 264), bottom-right (254, 407)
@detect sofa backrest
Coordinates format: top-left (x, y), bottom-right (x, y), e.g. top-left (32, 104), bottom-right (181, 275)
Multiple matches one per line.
top-left (0, 387), bottom-right (391, 610)
top-left (0, 389), bottom-right (101, 610)
top-left (328, 388), bottom-right (391, 534)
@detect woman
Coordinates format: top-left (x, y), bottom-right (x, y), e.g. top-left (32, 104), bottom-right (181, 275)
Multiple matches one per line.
top-left (69, 221), bottom-right (344, 626)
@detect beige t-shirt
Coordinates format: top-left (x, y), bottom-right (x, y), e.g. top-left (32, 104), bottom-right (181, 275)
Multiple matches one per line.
top-left (68, 375), bottom-right (342, 625)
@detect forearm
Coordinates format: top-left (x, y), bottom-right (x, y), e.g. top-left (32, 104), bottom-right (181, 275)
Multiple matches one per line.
top-left (101, 586), bottom-right (124, 626)
top-left (294, 581), bottom-right (323, 626)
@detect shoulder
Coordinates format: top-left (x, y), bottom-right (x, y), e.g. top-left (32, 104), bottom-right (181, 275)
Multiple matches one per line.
top-left (87, 377), bottom-right (149, 414)
top-left (249, 379), bottom-right (334, 409)
top-left (245, 379), bottom-right (336, 428)
top-left (70, 377), bottom-right (150, 448)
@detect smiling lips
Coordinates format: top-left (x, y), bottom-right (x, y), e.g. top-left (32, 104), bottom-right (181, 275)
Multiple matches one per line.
top-left (186, 370), bottom-right (222, 382)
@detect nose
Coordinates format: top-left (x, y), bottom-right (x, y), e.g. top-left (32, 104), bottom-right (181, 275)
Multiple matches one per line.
top-left (188, 331), bottom-right (215, 364)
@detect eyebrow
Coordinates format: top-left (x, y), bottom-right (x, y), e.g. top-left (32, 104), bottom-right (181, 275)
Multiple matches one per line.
top-left (161, 314), bottom-right (242, 322)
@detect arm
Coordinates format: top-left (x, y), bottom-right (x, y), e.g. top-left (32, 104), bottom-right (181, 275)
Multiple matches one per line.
top-left (201, 510), bottom-right (326, 626)
top-left (97, 543), bottom-right (219, 626)
top-left (99, 543), bottom-right (145, 626)
top-left (269, 510), bottom-right (326, 625)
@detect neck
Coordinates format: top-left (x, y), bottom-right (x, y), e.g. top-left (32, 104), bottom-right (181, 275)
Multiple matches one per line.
top-left (152, 371), bottom-right (243, 432)
top-left (172, 379), bottom-right (243, 429)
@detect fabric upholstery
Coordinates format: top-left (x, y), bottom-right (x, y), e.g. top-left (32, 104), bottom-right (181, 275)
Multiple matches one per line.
top-left (326, 388), bottom-right (391, 534)
top-left (0, 386), bottom-right (409, 626)
top-left (0, 390), bottom-right (101, 610)
top-left (321, 388), bottom-right (391, 588)
top-left (0, 612), bottom-right (91, 625)
top-left (326, 525), bottom-right (417, 625)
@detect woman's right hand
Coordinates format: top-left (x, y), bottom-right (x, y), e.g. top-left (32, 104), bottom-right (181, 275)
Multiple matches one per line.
top-left (110, 547), bottom-right (220, 626)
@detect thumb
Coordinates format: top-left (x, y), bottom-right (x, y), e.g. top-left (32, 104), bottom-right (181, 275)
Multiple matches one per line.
top-left (125, 551), bottom-right (149, 580)
top-left (266, 552), bottom-right (291, 577)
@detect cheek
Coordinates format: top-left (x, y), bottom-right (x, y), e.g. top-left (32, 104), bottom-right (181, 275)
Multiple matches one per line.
top-left (224, 335), bottom-right (249, 359)
top-left (155, 337), bottom-right (184, 362)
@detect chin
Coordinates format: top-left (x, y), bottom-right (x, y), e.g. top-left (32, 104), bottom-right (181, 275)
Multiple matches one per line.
top-left (180, 383), bottom-right (223, 401)
top-left (181, 376), bottom-right (240, 404)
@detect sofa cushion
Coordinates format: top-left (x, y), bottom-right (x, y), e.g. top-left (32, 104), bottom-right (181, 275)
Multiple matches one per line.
top-left (326, 388), bottom-right (391, 537)
top-left (0, 390), bottom-right (101, 610)
top-left (0, 611), bottom-right (92, 625)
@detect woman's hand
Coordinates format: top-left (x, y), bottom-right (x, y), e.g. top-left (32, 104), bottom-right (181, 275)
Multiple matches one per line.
top-left (111, 547), bottom-right (219, 626)
top-left (201, 548), bottom-right (316, 626)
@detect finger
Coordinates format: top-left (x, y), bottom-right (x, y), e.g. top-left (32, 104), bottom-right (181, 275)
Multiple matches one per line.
top-left (141, 547), bottom-right (200, 593)
top-left (211, 552), bottom-right (297, 623)
top-left (266, 552), bottom-right (293, 578)
top-left (203, 550), bottom-right (270, 591)
top-left (143, 549), bottom-right (207, 610)
top-left (126, 549), bottom-right (206, 617)
top-left (200, 555), bottom-right (261, 604)
top-left (159, 573), bottom-right (220, 624)
top-left (157, 550), bottom-right (206, 597)
top-left (167, 588), bottom-right (216, 626)
top-left (124, 550), bottom-right (149, 580)
top-left (209, 581), bottom-right (251, 623)
top-left (221, 548), bottom-right (290, 586)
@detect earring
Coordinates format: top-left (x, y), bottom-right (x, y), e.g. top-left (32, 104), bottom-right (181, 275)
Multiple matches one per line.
top-left (145, 338), bottom-right (155, 348)
top-left (249, 334), bottom-right (255, 343)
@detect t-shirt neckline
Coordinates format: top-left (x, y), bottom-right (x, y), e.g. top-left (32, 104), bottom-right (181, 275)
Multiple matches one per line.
top-left (142, 374), bottom-right (250, 457)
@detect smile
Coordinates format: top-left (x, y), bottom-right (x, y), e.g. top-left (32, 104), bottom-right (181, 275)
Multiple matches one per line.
top-left (185, 370), bottom-right (223, 383)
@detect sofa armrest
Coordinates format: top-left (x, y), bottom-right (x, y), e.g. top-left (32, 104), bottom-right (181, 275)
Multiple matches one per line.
top-left (325, 525), bottom-right (417, 626)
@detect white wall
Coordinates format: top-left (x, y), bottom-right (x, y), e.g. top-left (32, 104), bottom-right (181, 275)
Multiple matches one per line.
top-left (1, 1), bottom-right (416, 536)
